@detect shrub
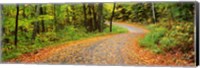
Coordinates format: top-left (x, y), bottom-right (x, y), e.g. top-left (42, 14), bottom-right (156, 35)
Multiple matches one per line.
top-left (161, 23), bottom-right (194, 53)
top-left (159, 37), bottom-right (177, 50)
top-left (35, 32), bottom-right (58, 43)
top-left (139, 25), bottom-right (167, 53)
top-left (139, 22), bottom-right (194, 54)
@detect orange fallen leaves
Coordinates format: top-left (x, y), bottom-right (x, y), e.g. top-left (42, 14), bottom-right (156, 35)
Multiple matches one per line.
top-left (126, 33), bottom-right (194, 66)
top-left (8, 34), bottom-right (118, 63)
top-left (7, 22), bottom-right (194, 66)
top-left (117, 22), bottom-right (194, 66)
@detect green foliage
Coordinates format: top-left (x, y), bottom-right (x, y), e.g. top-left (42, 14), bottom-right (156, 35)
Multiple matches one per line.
top-left (161, 23), bottom-right (194, 52)
top-left (35, 32), bottom-right (58, 43)
top-left (109, 3), bottom-right (194, 23)
top-left (139, 22), bottom-right (194, 54)
top-left (139, 25), bottom-right (167, 54)
top-left (159, 37), bottom-right (177, 49)
top-left (1, 2), bottom-right (194, 61)
top-left (104, 25), bottom-right (128, 33)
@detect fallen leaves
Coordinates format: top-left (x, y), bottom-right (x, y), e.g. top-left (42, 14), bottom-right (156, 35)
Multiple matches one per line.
top-left (8, 34), bottom-right (117, 63)
top-left (125, 33), bottom-right (195, 66)
top-left (6, 22), bottom-right (194, 66)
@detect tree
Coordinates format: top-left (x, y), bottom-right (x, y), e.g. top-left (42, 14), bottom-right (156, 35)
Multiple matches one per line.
top-left (110, 3), bottom-right (116, 32)
top-left (88, 4), bottom-right (94, 32)
top-left (32, 5), bottom-right (40, 40)
top-left (0, 5), bottom-right (2, 47)
top-left (83, 3), bottom-right (87, 30)
top-left (2, 3), bottom-right (195, 62)
top-left (40, 5), bottom-right (45, 32)
top-left (151, 2), bottom-right (156, 23)
top-left (97, 3), bottom-right (103, 32)
top-left (14, 5), bottom-right (19, 46)
top-left (91, 4), bottom-right (98, 31)
top-left (71, 4), bottom-right (76, 25)
top-left (53, 4), bottom-right (57, 31)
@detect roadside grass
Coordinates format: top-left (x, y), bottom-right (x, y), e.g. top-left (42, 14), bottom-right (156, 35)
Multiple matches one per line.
top-left (139, 22), bottom-right (194, 54)
top-left (139, 24), bottom-right (167, 54)
top-left (2, 25), bottom-right (128, 61)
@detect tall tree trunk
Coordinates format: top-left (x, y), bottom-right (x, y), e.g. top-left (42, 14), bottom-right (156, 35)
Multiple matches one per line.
top-left (54, 4), bottom-right (56, 23)
top-left (0, 5), bottom-right (3, 49)
top-left (40, 5), bottom-right (45, 32)
top-left (91, 4), bottom-right (98, 31)
top-left (0, 5), bottom-right (2, 29)
top-left (0, 5), bottom-right (3, 32)
top-left (36, 5), bottom-right (41, 34)
top-left (0, 5), bottom-right (3, 62)
top-left (14, 5), bottom-right (19, 46)
top-left (110, 3), bottom-right (116, 32)
top-left (71, 5), bottom-right (76, 25)
top-left (53, 4), bottom-right (57, 31)
top-left (83, 3), bottom-right (88, 31)
top-left (36, 21), bottom-right (40, 33)
top-left (88, 4), bottom-right (94, 32)
top-left (41, 20), bottom-right (45, 32)
top-left (97, 3), bottom-right (103, 32)
top-left (32, 5), bottom-right (40, 40)
top-left (151, 2), bottom-right (156, 23)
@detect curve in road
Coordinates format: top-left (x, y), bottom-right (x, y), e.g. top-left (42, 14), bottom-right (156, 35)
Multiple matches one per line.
top-left (40, 22), bottom-right (146, 65)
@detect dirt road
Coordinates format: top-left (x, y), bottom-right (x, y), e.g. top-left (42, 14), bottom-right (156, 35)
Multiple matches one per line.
top-left (40, 22), bottom-right (146, 65)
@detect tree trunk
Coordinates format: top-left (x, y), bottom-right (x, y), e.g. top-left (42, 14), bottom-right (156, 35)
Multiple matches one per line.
top-left (41, 20), bottom-right (45, 32)
top-left (53, 4), bottom-right (57, 31)
top-left (36, 5), bottom-right (41, 34)
top-left (71, 5), bottom-right (76, 25)
top-left (151, 2), bottom-right (156, 23)
top-left (83, 3), bottom-right (88, 31)
top-left (32, 5), bottom-right (40, 40)
top-left (0, 5), bottom-right (3, 29)
top-left (88, 4), bottom-right (94, 32)
top-left (14, 5), bottom-right (19, 46)
top-left (40, 5), bottom-right (45, 32)
top-left (54, 4), bottom-right (56, 23)
top-left (98, 3), bottom-right (103, 32)
top-left (91, 4), bottom-right (98, 31)
top-left (110, 3), bottom-right (116, 32)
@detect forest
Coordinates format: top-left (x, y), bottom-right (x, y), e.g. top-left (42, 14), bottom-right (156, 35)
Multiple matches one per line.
top-left (0, 2), bottom-right (195, 65)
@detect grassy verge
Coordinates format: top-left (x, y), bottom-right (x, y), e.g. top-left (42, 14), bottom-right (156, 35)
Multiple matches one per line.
top-left (139, 22), bottom-right (194, 54)
top-left (2, 25), bottom-right (128, 61)
top-left (139, 24), bottom-right (167, 54)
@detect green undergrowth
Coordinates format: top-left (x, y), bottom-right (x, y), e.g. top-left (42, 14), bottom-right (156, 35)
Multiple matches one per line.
top-left (139, 22), bottom-right (194, 54)
top-left (139, 24), bottom-right (167, 54)
top-left (2, 25), bottom-right (128, 61)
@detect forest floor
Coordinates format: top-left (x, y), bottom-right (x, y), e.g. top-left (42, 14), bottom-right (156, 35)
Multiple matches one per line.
top-left (8, 22), bottom-right (194, 66)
